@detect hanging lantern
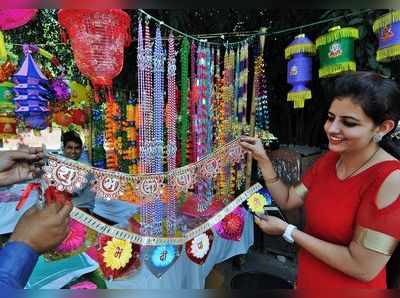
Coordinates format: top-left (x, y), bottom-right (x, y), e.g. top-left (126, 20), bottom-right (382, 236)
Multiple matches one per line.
top-left (12, 46), bottom-right (49, 130)
top-left (58, 9), bottom-right (131, 103)
top-left (284, 34), bottom-right (316, 109)
top-left (0, 9), bottom-right (37, 30)
top-left (373, 10), bottom-right (400, 62)
top-left (316, 26), bottom-right (359, 78)
top-left (0, 81), bottom-right (14, 113)
top-left (0, 114), bottom-right (16, 138)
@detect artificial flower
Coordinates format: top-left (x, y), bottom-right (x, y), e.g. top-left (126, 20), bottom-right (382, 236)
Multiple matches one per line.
top-left (247, 193), bottom-right (267, 214)
top-left (55, 218), bottom-right (86, 253)
top-left (190, 233), bottom-right (210, 259)
top-left (102, 238), bottom-right (133, 270)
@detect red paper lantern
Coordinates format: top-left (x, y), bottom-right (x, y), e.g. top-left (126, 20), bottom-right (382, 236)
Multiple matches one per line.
top-left (58, 9), bottom-right (131, 103)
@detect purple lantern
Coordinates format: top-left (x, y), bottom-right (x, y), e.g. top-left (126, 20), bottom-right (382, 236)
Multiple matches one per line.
top-left (12, 46), bottom-right (49, 130)
top-left (373, 10), bottom-right (400, 62)
top-left (284, 34), bottom-right (316, 108)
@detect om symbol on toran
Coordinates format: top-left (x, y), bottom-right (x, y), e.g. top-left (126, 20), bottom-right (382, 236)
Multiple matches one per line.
top-left (55, 165), bottom-right (77, 186)
top-left (101, 177), bottom-right (120, 194)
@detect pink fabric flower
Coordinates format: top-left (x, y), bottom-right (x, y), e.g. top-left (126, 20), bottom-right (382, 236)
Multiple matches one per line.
top-left (55, 219), bottom-right (86, 253)
top-left (70, 281), bottom-right (97, 290)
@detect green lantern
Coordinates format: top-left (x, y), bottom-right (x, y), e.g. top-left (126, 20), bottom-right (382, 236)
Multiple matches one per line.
top-left (316, 26), bottom-right (359, 78)
top-left (0, 81), bottom-right (15, 114)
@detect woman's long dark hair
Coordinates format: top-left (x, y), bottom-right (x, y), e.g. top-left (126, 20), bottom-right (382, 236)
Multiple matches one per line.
top-left (332, 72), bottom-right (400, 288)
top-left (331, 71), bottom-right (400, 159)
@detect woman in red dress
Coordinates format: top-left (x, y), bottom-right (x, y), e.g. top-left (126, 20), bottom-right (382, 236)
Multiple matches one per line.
top-left (240, 72), bottom-right (400, 288)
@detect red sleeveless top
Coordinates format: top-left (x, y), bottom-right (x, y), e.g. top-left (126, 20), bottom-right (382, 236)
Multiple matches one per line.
top-left (297, 151), bottom-right (400, 288)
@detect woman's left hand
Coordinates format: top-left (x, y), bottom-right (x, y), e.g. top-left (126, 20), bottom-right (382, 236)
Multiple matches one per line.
top-left (254, 214), bottom-right (288, 236)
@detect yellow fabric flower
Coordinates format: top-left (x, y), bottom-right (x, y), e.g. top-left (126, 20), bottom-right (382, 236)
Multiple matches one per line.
top-left (247, 193), bottom-right (267, 214)
top-left (103, 238), bottom-right (133, 270)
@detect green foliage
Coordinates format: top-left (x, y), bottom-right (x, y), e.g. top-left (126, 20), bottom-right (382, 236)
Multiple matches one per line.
top-left (4, 9), bottom-right (86, 83)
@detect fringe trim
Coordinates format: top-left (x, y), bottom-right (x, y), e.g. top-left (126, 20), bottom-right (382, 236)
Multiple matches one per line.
top-left (0, 103), bottom-right (15, 112)
top-left (285, 43), bottom-right (316, 59)
top-left (0, 116), bottom-right (16, 123)
top-left (0, 81), bottom-right (15, 88)
top-left (373, 10), bottom-right (400, 33)
top-left (319, 61), bottom-right (356, 78)
top-left (0, 133), bottom-right (17, 139)
top-left (316, 28), bottom-right (359, 48)
top-left (376, 44), bottom-right (400, 62)
top-left (293, 99), bottom-right (307, 109)
top-left (287, 90), bottom-right (312, 101)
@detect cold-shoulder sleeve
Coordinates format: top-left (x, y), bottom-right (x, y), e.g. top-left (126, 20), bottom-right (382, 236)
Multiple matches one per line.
top-left (354, 161), bottom-right (400, 255)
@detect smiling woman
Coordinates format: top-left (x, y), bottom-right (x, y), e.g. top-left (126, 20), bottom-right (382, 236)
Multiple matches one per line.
top-left (240, 71), bottom-right (400, 289)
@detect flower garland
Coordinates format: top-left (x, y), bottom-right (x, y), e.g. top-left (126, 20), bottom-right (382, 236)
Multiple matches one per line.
top-left (214, 49), bottom-right (225, 199)
top-left (235, 43), bottom-right (249, 191)
top-left (179, 37), bottom-right (189, 167)
top-left (254, 51), bottom-right (270, 131)
top-left (105, 99), bottom-right (120, 170)
top-left (189, 41), bottom-right (197, 164)
top-left (220, 49), bottom-right (235, 200)
top-left (91, 104), bottom-right (106, 169)
top-left (166, 31), bottom-right (177, 235)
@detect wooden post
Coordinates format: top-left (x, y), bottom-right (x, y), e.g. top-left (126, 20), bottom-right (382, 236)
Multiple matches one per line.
top-left (245, 27), bottom-right (267, 189)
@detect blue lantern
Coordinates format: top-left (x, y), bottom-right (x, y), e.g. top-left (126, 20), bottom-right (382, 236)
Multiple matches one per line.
top-left (373, 10), bottom-right (400, 62)
top-left (12, 46), bottom-right (49, 130)
top-left (285, 34), bottom-right (316, 109)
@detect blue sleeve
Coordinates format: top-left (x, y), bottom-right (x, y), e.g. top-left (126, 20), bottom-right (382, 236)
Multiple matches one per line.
top-left (0, 241), bottom-right (39, 288)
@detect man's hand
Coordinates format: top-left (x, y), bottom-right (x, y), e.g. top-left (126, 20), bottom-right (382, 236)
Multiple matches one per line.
top-left (9, 202), bottom-right (73, 254)
top-left (0, 147), bottom-right (45, 186)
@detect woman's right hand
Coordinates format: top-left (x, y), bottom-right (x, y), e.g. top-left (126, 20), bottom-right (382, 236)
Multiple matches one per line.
top-left (239, 136), bottom-right (270, 163)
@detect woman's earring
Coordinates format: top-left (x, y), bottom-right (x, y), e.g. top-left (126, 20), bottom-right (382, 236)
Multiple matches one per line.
top-left (373, 133), bottom-right (383, 143)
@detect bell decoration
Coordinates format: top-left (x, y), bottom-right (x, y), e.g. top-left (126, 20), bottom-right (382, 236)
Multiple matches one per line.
top-left (373, 10), bottom-right (400, 62)
top-left (12, 45), bottom-right (49, 130)
top-left (316, 26), bottom-right (359, 78)
top-left (285, 34), bottom-right (316, 108)
top-left (58, 9), bottom-right (131, 103)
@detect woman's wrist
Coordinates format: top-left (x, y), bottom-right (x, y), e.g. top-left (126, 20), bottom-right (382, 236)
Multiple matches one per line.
top-left (257, 155), bottom-right (272, 168)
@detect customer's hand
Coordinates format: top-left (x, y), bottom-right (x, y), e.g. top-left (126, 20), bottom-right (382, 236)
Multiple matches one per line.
top-left (239, 136), bottom-right (270, 163)
top-left (9, 202), bottom-right (72, 254)
top-left (0, 147), bottom-right (44, 186)
top-left (254, 214), bottom-right (288, 236)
